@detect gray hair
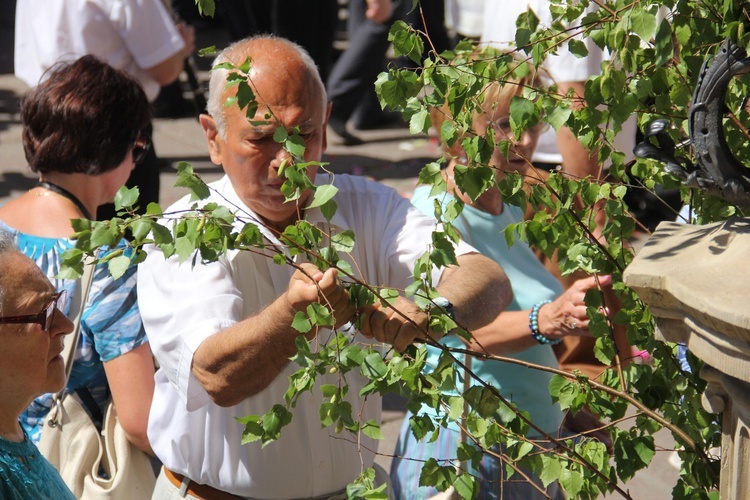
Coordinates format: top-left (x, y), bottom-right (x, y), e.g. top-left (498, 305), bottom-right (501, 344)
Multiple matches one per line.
top-left (0, 230), bottom-right (18, 315)
top-left (206, 35), bottom-right (327, 140)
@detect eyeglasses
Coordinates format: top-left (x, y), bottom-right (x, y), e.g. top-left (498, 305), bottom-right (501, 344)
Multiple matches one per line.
top-left (132, 132), bottom-right (151, 164)
top-left (0, 289), bottom-right (68, 332)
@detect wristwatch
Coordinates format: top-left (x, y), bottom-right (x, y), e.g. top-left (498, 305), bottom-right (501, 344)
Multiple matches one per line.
top-left (430, 296), bottom-right (456, 321)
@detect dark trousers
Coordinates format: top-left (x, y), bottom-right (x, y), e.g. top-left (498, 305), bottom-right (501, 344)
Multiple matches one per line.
top-left (326, 0), bottom-right (407, 126)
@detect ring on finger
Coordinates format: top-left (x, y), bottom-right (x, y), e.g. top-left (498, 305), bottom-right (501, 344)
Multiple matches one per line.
top-left (570, 320), bottom-right (577, 329)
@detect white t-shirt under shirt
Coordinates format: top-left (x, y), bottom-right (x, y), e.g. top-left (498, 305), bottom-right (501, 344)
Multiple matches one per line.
top-left (14, 0), bottom-right (184, 101)
top-left (481, 0), bottom-right (604, 165)
top-left (137, 173), bottom-right (476, 498)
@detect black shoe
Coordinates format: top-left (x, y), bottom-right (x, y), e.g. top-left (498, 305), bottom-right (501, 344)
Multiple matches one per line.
top-left (328, 116), bottom-right (364, 146)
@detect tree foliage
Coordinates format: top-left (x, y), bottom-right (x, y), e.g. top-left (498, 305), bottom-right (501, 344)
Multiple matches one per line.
top-left (58, 0), bottom-right (750, 497)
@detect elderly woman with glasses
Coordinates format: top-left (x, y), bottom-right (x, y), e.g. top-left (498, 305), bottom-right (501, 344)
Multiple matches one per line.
top-left (0, 55), bottom-right (155, 458)
top-left (390, 52), bottom-right (613, 499)
top-left (0, 231), bottom-right (76, 498)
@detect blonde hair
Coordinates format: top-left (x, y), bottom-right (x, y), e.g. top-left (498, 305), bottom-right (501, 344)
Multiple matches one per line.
top-left (430, 49), bottom-right (551, 158)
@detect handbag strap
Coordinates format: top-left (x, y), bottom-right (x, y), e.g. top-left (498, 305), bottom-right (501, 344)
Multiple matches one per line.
top-left (47, 256), bottom-right (97, 426)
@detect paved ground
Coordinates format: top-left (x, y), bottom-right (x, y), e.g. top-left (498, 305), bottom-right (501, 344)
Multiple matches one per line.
top-left (0, 37), bottom-right (684, 498)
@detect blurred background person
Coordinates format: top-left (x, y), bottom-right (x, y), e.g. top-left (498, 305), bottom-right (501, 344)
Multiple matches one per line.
top-left (14, 0), bottom-right (195, 219)
top-left (481, 0), bottom-right (633, 377)
top-left (390, 52), bottom-right (613, 499)
top-left (0, 230), bottom-right (75, 499)
top-left (0, 56), bottom-right (155, 457)
top-left (327, 0), bottom-right (408, 145)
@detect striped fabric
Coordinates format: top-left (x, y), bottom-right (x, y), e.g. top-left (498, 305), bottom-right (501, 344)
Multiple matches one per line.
top-left (0, 222), bottom-right (147, 444)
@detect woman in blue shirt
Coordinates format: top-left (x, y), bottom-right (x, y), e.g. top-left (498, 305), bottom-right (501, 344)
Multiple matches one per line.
top-left (390, 53), bottom-right (613, 499)
top-left (0, 56), bottom-right (155, 458)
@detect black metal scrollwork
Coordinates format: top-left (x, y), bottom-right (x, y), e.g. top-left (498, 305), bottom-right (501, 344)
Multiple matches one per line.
top-left (635, 38), bottom-right (750, 207)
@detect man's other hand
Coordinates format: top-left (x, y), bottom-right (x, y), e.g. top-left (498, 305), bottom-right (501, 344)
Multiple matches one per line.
top-left (287, 263), bottom-right (355, 328)
top-left (360, 296), bottom-right (427, 351)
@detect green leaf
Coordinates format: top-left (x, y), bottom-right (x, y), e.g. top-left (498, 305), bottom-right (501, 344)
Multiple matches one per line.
top-left (307, 302), bottom-right (334, 327)
top-left (545, 103), bottom-right (572, 132)
top-left (130, 219), bottom-right (152, 242)
top-left (452, 472), bottom-right (479, 499)
top-left (238, 416), bottom-right (264, 444)
top-left (292, 311), bottom-right (313, 333)
top-left (236, 80), bottom-right (257, 115)
top-left (633, 436), bottom-right (656, 466)
top-left (375, 69), bottom-right (421, 110)
top-left (409, 108), bottom-right (431, 135)
top-left (260, 405), bottom-right (293, 445)
top-left (320, 198), bottom-right (338, 222)
top-left (361, 352), bottom-right (388, 381)
top-left (195, 0), bottom-right (216, 17)
top-left (377, 287), bottom-right (400, 306)
top-left (151, 222), bottom-right (173, 245)
top-left (463, 385), bottom-right (500, 419)
top-left (388, 20), bottom-right (424, 63)
top-left (627, 9), bottom-right (656, 40)
top-left (308, 184), bottom-right (339, 209)
top-left (539, 454), bottom-right (563, 487)
top-left (330, 230), bottom-right (355, 253)
top-left (273, 126), bottom-right (288, 143)
top-left (175, 162), bottom-right (210, 200)
top-left (107, 254), bottom-right (132, 280)
top-left (567, 38), bottom-right (589, 58)
top-left (419, 458), bottom-right (456, 491)
top-left (361, 419), bottom-right (384, 440)
top-left (197, 45), bottom-right (217, 57)
top-left (90, 222), bottom-right (120, 249)
top-left (509, 96), bottom-right (538, 137)
top-left (594, 336), bottom-right (616, 365)
top-left (175, 236), bottom-right (196, 263)
top-left (114, 186), bottom-right (139, 211)
top-left (284, 133), bottom-right (307, 159)
top-left (654, 19), bottom-right (673, 67)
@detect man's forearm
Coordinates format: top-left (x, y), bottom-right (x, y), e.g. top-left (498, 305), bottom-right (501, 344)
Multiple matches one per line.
top-left (191, 292), bottom-right (301, 407)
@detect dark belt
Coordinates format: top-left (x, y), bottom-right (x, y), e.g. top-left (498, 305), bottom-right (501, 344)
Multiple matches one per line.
top-left (164, 467), bottom-right (244, 500)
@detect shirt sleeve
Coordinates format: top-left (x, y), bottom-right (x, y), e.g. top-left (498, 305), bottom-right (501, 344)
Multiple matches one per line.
top-left (109, 0), bottom-right (185, 70)
top-left (370, 182), bottom-right (477, 291)
top-left (137, 244), bottom-right (243, 411)
top-left (82, 244), bottom-right (147, 362)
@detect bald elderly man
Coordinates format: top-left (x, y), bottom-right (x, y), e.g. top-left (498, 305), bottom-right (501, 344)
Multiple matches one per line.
top-left (138, 35), bottom-right (512, 499)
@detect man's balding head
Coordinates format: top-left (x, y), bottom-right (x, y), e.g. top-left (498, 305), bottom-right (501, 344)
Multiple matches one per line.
top-left (207, 36), bottom-right (327, 139)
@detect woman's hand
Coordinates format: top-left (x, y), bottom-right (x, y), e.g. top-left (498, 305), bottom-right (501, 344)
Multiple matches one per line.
top-left (537, 275), bottom-right (613, 340)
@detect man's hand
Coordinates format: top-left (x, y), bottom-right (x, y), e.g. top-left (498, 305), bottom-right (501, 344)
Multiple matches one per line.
top-left (359, 296), bottom-right (427, 351)
top-left (287, 263), bottom-right (355, 329)
top-left (365, 0), bottom-right (394, 24)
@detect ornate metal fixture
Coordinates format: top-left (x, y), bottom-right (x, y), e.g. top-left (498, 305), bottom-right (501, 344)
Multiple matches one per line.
top-left (634, 38), bottom-right (750, 207)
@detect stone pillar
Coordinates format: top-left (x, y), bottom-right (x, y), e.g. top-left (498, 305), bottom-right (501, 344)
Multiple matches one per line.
top-left (623, 218), bottom-right (750, 499)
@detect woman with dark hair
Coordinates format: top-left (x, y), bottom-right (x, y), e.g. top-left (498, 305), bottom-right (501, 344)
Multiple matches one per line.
top-left (0, 55), bottom-right (155, 458)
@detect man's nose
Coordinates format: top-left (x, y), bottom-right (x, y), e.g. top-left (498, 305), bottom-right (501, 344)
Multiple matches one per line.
top-left (270, 142), bottom-right (293, 168)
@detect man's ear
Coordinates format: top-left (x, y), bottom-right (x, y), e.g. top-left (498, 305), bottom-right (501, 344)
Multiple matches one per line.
top-left (200, 113), bottom-right (223, 165)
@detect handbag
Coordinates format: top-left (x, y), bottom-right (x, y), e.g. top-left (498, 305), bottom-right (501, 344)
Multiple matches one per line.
top-left (38, 258), bottom-right (156, 499)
